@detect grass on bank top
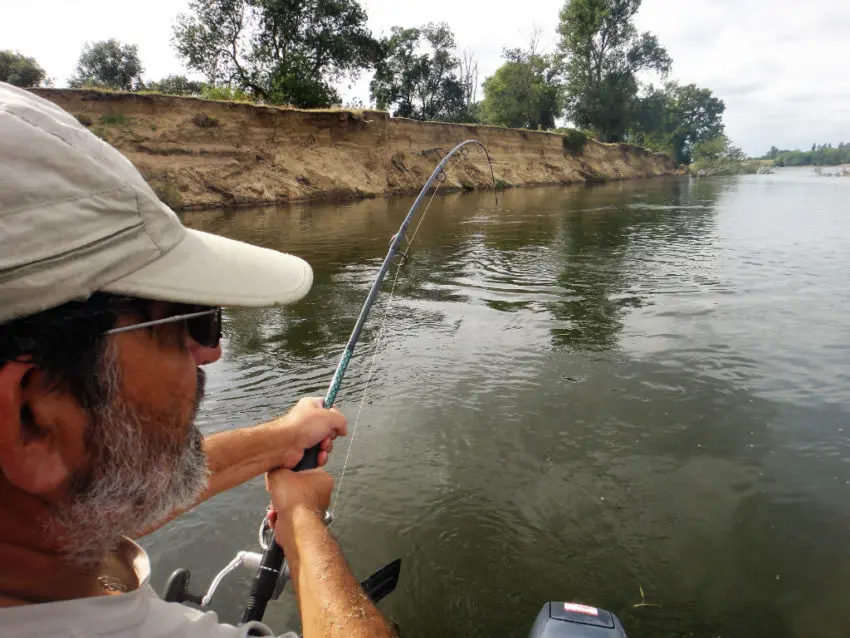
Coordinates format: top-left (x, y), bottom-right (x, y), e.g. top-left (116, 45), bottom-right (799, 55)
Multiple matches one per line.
top-left (36, 85), bottom-right (668, 158)
top-left (45, 84), bottom-right (373, 117)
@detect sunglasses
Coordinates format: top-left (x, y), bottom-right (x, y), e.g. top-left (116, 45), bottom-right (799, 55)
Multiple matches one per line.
top-left (105, 305), bottom-right (223, 348)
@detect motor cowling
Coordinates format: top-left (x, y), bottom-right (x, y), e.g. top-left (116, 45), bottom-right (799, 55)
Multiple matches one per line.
top-left (529, 602), bottom-right (628, 638)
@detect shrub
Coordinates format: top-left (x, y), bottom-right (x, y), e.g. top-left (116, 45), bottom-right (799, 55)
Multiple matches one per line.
top-left (99, 112), bottom-right (127, 125)
top-left (153, 182), bottom-right (182, 208)
top-left (562, 129), bottom-right (588, 155)
top-left (200, 85), bottom-right (252, 102)
top-left (192, 113), bottom-right (219, 128)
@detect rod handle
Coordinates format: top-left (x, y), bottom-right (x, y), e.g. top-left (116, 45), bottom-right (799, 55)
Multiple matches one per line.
top-left (293, 445), bottom-right (321, 472)
top-left (241, 542), bottom-right (284, 623)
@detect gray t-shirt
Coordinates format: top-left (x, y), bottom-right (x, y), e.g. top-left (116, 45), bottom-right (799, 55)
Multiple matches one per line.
top-left (0, 538), bottom-right (297, 638)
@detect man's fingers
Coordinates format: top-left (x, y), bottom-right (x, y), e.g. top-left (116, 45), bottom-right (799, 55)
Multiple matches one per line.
top-left (331, 412), bottom-right (348, 437)
top-left (318, 450), bottom-right (329, 466)
top-left (266, 508), bottom-right (278, 527)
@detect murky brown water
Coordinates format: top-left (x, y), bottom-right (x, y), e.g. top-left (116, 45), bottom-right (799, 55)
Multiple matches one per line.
top-left (145, 169), bottom-right (850, 637)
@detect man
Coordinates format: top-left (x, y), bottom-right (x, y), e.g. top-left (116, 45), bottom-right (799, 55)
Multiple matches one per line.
top-left (0, 81), bottom-right (395, 637)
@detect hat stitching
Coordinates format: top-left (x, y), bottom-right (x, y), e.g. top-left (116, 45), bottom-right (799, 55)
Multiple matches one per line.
top-left (0, 220), bottom-right (146, 281)
top-left (0, 183), bottom-right (144, 218)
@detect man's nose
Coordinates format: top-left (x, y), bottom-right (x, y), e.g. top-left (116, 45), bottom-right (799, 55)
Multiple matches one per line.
top-left (187, 336), bottom-right (222, 366)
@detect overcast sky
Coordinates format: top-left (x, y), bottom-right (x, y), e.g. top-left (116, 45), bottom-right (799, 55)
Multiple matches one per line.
top-left (2, 0), bottom-right (848, 155)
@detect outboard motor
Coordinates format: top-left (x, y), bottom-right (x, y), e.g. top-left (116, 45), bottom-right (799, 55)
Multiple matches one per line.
top-left (529, 602), bottom-right (628, 638)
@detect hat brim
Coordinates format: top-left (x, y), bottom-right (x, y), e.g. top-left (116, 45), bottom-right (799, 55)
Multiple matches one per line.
top-left (102, 229), bottom-right (313, 308)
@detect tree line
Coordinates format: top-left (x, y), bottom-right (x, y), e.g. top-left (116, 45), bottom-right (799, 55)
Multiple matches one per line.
top-left (1, 0), bottom-right (744, 168)
top-left (762, 143), bottom-right (850, 167)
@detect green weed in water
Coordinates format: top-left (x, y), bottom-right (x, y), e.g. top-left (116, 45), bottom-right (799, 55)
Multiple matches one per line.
top-left (632, 584), bottom-right (662, 609)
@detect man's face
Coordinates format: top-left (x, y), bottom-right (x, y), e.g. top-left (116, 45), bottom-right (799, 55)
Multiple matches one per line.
top-left (55, 301), bottom-right (222, 568)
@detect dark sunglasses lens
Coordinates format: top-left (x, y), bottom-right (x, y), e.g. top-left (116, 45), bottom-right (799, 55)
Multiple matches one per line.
top-left (187, 309), bottom-right (221, 347)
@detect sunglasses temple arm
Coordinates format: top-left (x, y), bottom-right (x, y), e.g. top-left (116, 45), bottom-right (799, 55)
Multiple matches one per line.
top-left (105, 309), bottom-right (218, 336)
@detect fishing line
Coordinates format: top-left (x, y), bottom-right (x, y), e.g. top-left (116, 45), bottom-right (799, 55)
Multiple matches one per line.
top-left (329, 167), bottom-right (450, 522)
top-left (163, 143), bottom-right (499, 619)
top-left (237, 140), bottom-right (497, 624)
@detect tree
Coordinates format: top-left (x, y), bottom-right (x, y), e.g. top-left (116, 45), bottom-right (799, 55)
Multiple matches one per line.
top-left (370, 26), bottom-right (422, 118)
top-left (416, 23), bottom-right (466, 121)
top-left (630, 82), bottom-right (725, 164)
top-left (69, 39), bottom-right (144, 91)
top-left (172, 0), bottom-right (380, 108)
top-left (690, 134), bottom-right (750, 175)
top-left (0, 50), bottom-right (46, 87)
top-left (692, 135), bottom-right (733, 163)
top-left (557, 0), bottom-right (671, 142)
top-left (145, 74), bottom-right (206, 96)
top-left (762, 145), bottom-right (783, 160)
top-left (480, 30), bottom-right (563, 130)
top-left (771, 142), bottom-right (850, 167)
top-left (370, 22), bottom-right (467, 122)
top-left (458, 48), bottom-right (480, 118)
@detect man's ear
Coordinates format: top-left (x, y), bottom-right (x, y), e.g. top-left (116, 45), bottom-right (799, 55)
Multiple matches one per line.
top-left (0, 361), bottom-right (81, 497)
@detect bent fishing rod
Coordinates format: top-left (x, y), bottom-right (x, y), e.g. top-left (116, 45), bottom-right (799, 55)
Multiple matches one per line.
top-left (162, 139), bottom-right (497, 625)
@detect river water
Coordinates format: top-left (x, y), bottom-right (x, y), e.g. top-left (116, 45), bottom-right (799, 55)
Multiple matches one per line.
top-left (145, 168), bottom-right (850, 638)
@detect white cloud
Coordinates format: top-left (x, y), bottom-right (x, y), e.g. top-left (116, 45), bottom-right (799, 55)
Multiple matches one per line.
top-left (3, 0), bottom-right (848, 155)
top-left (633, 0), bottom-right (850, 154)
top-left (0, 0), bottom-right (193, 85)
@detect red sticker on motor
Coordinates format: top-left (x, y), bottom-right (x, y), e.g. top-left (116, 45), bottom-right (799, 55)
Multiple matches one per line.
top-left (564, 603), bottom-right (599, 616)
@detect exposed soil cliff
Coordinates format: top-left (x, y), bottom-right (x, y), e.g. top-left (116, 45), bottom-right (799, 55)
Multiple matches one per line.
top-left (31, 89), bottom-right (677, 210)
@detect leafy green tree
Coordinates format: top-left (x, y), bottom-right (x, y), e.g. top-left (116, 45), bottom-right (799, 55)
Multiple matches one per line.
top-left (690, 134), bottom-right (752, 174)
top-left (416, 23), bottom-right (466, 121)
top-left (480, 38), bottom-right (563, 130)
top-left (771, 142), bottom-right (850, 167)
top-left (370, 22), bottom-right (467, 122)
top-left (692, 135), bottom-right (732, 163)
top-left (69, 39), bottom-right (144, 91)
top-left (0, 50), bottom-right (46, 87)
top-left (172, 0), bottom-right (380, 108)
top-left (760, 145), bottom-right (780, 160)
top-left (631, 82), bottom-right (725, 163)
top-left (145, 74), bottom-right (206, 95)
top-left (557, 0), bottom-right (671, 142)
top-left (370, 27), bottom-right (423, 118)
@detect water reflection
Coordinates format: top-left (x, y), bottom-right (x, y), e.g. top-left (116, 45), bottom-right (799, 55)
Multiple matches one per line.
top-left (183, 177), bottom-right (729, 361)
top-left (151, 173), bottom-right (850, 638)
top-left (546, 178), bottom-right (726, 351)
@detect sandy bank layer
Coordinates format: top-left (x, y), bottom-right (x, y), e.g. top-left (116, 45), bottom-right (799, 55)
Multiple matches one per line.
top-left (31, 89), bottom-right (677, 210)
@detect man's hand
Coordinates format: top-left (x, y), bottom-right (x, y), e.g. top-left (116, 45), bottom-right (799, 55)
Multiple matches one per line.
top-left (265, 467), bottom-right (396, 638)
top-left (265, 397), bottom-right (348, 470)
top-left (134, 396), bottom-right (345, 538)
top-left (265, 467), bottom-right (333, 532)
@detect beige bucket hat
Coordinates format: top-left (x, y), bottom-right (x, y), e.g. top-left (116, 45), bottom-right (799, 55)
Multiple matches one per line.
top-left (0, 81), bottom-right (313, 325)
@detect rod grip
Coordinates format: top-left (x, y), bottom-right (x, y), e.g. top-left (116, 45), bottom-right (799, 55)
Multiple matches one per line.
top-left (292, 445), bottom-right (321, 472)
top-left (242, 442), bottom-right (318, 623)
top-left (241, 542), bottom-right (284, 623)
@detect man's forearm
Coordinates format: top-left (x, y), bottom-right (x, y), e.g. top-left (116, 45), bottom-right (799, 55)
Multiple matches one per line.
top-left (200, 425), bottom-right (285, 500)
top-left (278, 507), bottom-right (395, 638)
top-left (136, 424), bottom-right (286, 537)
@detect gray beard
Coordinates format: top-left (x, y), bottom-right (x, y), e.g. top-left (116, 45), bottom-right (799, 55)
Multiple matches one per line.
top-left (54, 346), bottom-right (210, 570)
